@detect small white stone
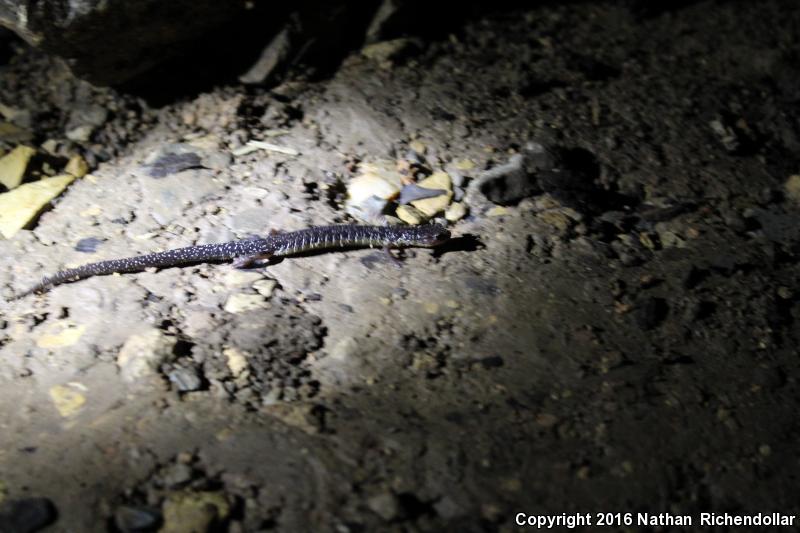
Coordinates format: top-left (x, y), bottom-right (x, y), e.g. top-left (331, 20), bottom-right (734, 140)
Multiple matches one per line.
top-left (117, 328), bottom-right (177, 383)
top-left (65, 125), bottom-right (94, 142)
top-left (444, 202), bottom-right (467, 222)
top-left (224, 347), bottom-right (249, 377)
top-left (224, 293), bottom-right (268, 313)
top-left (785, 174), bottom-right (800, 204)
top-left (253, 279), bottom-right (277, 297)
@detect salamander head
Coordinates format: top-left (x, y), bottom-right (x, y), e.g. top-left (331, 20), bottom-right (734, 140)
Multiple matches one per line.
top-left (411, 223), bottom-right (451, 247)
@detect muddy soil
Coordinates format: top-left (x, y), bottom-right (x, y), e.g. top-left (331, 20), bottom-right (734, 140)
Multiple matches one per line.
top-left (1, 1), bottom-right (800, 531)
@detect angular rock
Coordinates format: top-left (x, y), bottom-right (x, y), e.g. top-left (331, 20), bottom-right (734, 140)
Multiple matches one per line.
top-left (410, 171), bottom-right (452, 217)
top-left (0, 145), bottom-right (35, 190)
top-left (0, 174), bottom-right (75, 238)
top-left (398, 182), bottom-right (446, 205)
top-left (345, 161), bottom-right (404, 222)
top-left (64, 155), bottom-right (89, 178)
top-left (253, 279), bottom-right (277, 298)
top-left (444, 202), bottom-right (467, 222)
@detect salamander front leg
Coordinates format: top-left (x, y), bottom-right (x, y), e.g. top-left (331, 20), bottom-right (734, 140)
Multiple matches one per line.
top-left (232, 253), bottom-right (274, 269)
top-left (383, 247), bottom-right (403, 268)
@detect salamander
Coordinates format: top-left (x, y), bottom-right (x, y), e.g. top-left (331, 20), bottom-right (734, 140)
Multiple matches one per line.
top-left (13, 224), bottom-right (451, 299)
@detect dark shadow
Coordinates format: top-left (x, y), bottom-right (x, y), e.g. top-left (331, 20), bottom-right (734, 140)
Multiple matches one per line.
top-left (539, 147), bottom-right (641, 215)
top-left (109, 0), bottom-right (712, 104)
top-left (117, 3), bottom-right (292, 105)
top-left (432, 234), bottom-right (484, 258)
top-left (120, 0), bottom-right (379, 105)
top-left (0, 27), bottom-right (19, 65)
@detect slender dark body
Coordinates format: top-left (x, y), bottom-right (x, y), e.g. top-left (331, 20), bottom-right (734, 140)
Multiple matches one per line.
top-left (15, 224), bottom-right (450, 298)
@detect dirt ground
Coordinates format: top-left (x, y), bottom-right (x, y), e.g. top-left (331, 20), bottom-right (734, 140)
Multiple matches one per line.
top-left (1, 1), bottom-right (800, 531)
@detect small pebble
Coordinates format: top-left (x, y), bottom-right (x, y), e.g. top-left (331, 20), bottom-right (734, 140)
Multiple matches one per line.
top-left (74, 237), bottom-right (104, 253)
top-left (253, 279), bottom-right (277, 297)
top-left (49, 384), bottom-right (87, 417)
top-left (366, 492), bottom-right (400, 521)
top-left (444, 202), bottom-right (467, 222)
top-left (162, 462), bottom-right (194, 488)
top-left (784, 174), bottom-right (800, 204)
top-left (224, 294), bottom-right (268, 313)
top-left (145, 152), bottom-right (203, 178)
top-left (114, 505), bottom-right (162, 533)
top-left (224, 348), bottom-right (249, 378)
top-left (36, 321), bottom-right (86, 348)
top-left (168, 367), bottom-right (203, 392)
top-left (65, 125), bottom-right (94, 142)
top-left (409, 139), bottom-right (426, 155)
top-left (486, 206), bottom-right (510, 217)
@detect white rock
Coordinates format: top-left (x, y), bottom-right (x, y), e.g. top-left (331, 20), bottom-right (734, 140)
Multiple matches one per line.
top-left (117, 329), bottom-right (177, 383)
top-left (444, 202), bottom-right (467, 222)
top-left (345, 161), bottom-right (404, 222)
top-left (0, 145), bottom-right (36, 189)
top-left (224, 347), bottom-right (249, 377)
top-left (224, 293), bottom-right (268, 313)
top-left (396, 204), bottom-right (427, 225)
top-left (253, 279), bottom-right (277, 297)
